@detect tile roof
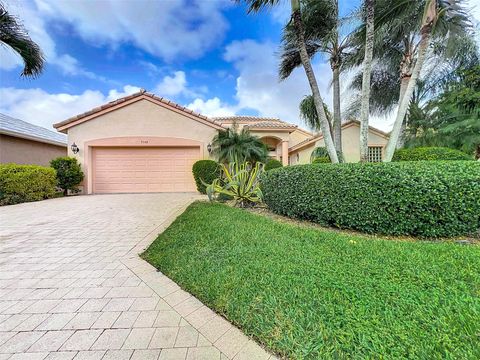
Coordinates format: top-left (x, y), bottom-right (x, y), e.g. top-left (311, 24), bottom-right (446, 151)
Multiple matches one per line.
top-left (54, 89), bottom-right (224, 130)
top-left (246, 121), bottom-right (297, 129)
top-left (0, 113), bottom-right (67, 146)
top-left (213, 116), bottom-right (282, 123)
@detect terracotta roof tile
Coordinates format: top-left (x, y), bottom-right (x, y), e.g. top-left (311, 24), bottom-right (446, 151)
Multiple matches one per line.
top-left (54, 89), bottom-right (223, 129)
top-left (246, 121), bottom-right (297, 129)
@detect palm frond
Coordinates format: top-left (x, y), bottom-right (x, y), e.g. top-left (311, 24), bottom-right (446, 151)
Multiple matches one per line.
top-left (0, 4), bottom-right (45, 77)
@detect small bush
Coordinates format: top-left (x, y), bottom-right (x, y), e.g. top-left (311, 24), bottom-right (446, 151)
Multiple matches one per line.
top-left (50, 157), bottom-right (84, 195)
top-left (312, 156), bottom-right (331, 164)
top-left (393, 147), bottom-right (472, 161)
top-left (0, 164), bottom-right (57, 205)
top-left (310, 147), bottom-right (330, 162)
top-left (261, 161), bottom-right (480, 238)
top-left (192, 160), bottom-right (219, 194)
top-left (264, 159), bottom-right (283, 171)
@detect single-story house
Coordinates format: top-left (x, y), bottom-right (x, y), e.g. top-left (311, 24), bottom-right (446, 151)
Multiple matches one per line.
top-left (1, 113), bottom-right (67, 166)
top-left (53, 89), bottom-right (388, 194)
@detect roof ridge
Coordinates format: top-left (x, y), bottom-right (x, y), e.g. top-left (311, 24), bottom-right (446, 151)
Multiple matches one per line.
top-left (54, 90), bottom-right (223, 130)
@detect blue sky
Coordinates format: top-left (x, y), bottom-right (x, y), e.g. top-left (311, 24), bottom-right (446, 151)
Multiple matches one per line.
top-left (0, 0), bottom-right (478, 132)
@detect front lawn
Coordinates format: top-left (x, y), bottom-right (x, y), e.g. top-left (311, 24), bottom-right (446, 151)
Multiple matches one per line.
top-left (142, 202), bottom-right (480, 359)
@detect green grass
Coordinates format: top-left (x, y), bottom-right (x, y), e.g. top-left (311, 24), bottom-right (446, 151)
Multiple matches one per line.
top-left (142, 202), bottom-right (480, 359)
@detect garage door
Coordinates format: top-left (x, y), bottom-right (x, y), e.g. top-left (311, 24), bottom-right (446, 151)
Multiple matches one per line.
top-left (92, 147), bottom-right (200, 193)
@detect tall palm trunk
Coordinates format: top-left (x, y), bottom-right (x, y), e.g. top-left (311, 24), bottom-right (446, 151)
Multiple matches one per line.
top-left (291, 0), bottom-right (339, 163)
top-left (332, 64), bottom-right (343, 161)
top-left (359, 0), bottom-right (375, 162)
top-left (396, 76), bottom-right (410, 149)
top-left (384, 0), bottom-right (437, 161)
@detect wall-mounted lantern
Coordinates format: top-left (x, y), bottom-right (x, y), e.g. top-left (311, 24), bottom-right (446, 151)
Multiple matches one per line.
top-left (71, 142), bottom-right (79, 154)
top-left (207, 143), bottom-right (212, 153)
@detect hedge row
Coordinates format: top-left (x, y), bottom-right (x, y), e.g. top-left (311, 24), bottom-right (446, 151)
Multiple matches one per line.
top-left (261, 161), bottom-right (480, 238)
top-left (0, 164), bottom-right (57, 205)
top-left (393, 147), bottom-right (472, 161)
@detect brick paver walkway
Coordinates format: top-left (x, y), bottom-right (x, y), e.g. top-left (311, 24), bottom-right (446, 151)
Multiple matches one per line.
top-left (0, 194), bottom-right (275, 360)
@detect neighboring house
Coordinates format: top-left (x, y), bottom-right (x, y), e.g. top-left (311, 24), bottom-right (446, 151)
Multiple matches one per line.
top-left (53, 89), bottom-right (388, 194)
top-left (0, 113), bottom-right (67, 166)
top-left (289, 120), bottom-right (390, 164)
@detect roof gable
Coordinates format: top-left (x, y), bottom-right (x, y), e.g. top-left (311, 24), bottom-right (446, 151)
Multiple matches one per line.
top-left (54, 90), bottom-right (225, 133)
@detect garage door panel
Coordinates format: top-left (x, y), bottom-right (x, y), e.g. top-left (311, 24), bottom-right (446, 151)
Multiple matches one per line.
top-left (92, 147), bottom-right (200, 193)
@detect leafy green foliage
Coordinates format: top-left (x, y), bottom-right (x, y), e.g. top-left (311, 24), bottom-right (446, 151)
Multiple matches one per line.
top-left (206, 162), bottom-right (264, 207)
top-left (50, 157), bottom-right (84, 195)
top-left (0, 164), bottom-right (56, 205)
top-left (261, 161), bottom-right (480, 237)
top-left (312, 156), bottom-right (331, 164)
top-left (264, 159), bottom-right (282, 171)
top-left (299, 95), bottom-right (333, 131)
top-left (142, 202), bottom-right (480, 359)
top-left (406, 66), bottom-right (480, 158)
top-left (0, 4), bottom-right (45, 77)
top-left (310, 146), bottom-right (331, 162)
top-left (211, 124), bottom-right (268, 163)
top-left (192, 160), bottom-right (219, 194)
top-left (393, 147), bottom-right (473, 161)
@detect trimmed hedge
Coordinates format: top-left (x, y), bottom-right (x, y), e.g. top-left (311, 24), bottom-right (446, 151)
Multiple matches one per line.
top-left (264, 159), bottom-right (283, 171)
top-left (393, 147), bottom-right (472, 161)
top-left (261, 161), bottom-right (480, 238)
top-left (192, 160), bottom-right (219, 194)
top-left (0, 164), bottom-right (57, 205)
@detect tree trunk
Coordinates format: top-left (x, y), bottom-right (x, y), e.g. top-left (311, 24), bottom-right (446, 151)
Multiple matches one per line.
top-left (396, 76), bottom-right (410, 149)
top-left (332, 65), bottom-right (343, 161)
top-left (359, 0), bottom-right (375, 162)
top-left (384, 0), bottom-right (436, 161)
top-left (291, 0), bottom-right (339, 163)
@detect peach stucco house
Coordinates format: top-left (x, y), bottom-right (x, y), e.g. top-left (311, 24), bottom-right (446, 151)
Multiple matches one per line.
top-left (53, 89), bottom-right (388, 194)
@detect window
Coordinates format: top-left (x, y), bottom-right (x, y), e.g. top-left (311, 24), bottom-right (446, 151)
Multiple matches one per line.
top-left (368, 146), bottom-right (383, 162)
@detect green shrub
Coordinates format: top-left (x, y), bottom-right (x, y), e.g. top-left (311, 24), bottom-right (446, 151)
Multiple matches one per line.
top-left (50, 157), bottom-right (84, 195)
top-left (261, 161), bottom-right (480, 238)
top-left (192, 160), bottom-right (219, 194)
top-left (393, 147), bottom-right (473, 161)
top-left (264, 159), bottom-right (283, 171)
top-left (310, 146), bottom-right (330, 162)
top-left (207, 162), bottom-right (264, 207)
top-left (312, 156), bottom-right (331, 164)
top-left (0, 164), bottom-right (57, 205)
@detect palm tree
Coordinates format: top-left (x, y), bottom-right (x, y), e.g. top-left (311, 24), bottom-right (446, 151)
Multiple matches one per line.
top-left (240, 0), bottom-right (339, 163)
top-left (280, 0), bottom-right (348, 161)
top-left (359, 0), bottom-right (375, 162)
top-left (299, 95), bottom-right (333, 132)
top-left (0, 3), bottom-right (44, 77)
top-left (211, 123), bottom-right (268, 163)
top-left (345, 0), bottom-right (473, 160)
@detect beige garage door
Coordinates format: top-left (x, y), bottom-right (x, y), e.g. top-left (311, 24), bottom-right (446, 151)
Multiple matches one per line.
top-left (92, 147), bottom-right (200, 193)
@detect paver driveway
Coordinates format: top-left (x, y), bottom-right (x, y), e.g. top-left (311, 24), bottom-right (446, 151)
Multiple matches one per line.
top-left (0, 194), bottom-right (274, 360)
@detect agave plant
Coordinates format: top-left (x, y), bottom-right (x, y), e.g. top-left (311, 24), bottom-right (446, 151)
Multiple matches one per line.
top-left (206, 162), bottom-right (264, 208)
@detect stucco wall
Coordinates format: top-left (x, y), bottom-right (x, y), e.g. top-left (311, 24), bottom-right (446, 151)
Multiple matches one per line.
top-left (66, 99), bottom-right (218, 163)
top-left (0, 134), bottom-right (66, 166)
top-left (289, 129), bottom-right (312, 147)
top-left (289, 123), bottom-right (388, 164)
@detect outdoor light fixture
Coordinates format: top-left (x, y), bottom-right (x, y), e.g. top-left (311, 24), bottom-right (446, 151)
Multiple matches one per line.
top-left (71, 142), bottom-right (79, 154)
top-left (207, 143), bottom-right (212, 153)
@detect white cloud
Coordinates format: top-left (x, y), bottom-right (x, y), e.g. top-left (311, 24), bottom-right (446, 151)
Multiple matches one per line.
top-left (154, 71), bottom-right (195, 97)
top-left (187, 97), bottom-right (236, 117)
top-left (33, 0), bottom-right (230, 61)
top-left (0, 86), bottom-right (140, 130)
top-left (0, 1), bottom-right (103, 80)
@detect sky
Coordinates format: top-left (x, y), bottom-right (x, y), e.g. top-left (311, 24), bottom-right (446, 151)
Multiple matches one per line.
top-left (0, 0), bottom-right (479, 133)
